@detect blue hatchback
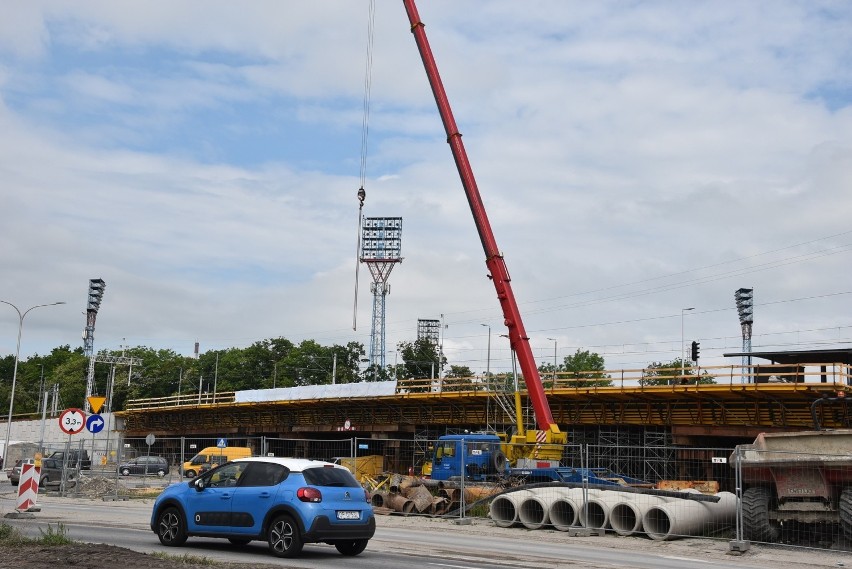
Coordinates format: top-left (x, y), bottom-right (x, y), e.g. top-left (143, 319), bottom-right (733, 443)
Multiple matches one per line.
top-left (151, 457), bottom-right (375, 558)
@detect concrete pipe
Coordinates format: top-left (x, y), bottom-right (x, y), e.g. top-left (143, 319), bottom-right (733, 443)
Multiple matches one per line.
top-left (549, 487), bottom-right (585, 531)
top-left (518, 491), bottom-right (564, 530)
top-left (578, 489), bottom-right (624, 530)
top-left (643, 492), bottom-right (737, 541)
top-left (489, 489), bottom-right (535, 528)
top-left (608, 493), bottom-right (667, 536)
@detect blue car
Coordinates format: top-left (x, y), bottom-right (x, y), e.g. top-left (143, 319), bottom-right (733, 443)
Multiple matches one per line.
top-left (150, 457), bottom-right (375, 558)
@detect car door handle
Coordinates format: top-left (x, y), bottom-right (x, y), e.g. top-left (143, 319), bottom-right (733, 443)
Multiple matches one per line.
top-left (220, 493), bottom-right (231, 499)
top-left (258, 492), bottom-right (271, 498)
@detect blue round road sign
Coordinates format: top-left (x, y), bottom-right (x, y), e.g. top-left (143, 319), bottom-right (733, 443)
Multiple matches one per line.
top-left (86, 414), bottom-right (105, 434)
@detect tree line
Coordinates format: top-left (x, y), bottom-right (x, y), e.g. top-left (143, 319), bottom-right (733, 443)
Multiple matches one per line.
top-left (0, 337), bottom-right (712, 418)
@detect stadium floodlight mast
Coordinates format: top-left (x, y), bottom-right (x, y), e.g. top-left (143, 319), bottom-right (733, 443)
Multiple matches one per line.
top-left (1, 300), bottom-right (65, 466)
top-left (735, 288), bottom-right (754, 383)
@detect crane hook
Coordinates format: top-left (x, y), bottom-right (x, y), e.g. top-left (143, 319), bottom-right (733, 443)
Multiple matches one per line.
top-left (357, 187), bottom-right (366, 208)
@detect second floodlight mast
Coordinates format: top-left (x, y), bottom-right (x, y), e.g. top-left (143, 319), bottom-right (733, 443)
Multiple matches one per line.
top-left (403, 0), bottom-right (565, 446)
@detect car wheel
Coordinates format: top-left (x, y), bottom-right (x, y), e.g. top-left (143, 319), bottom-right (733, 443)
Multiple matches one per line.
top-left (185, 469), bottom-right (197, 478)
top-left (228, 538), bottom-right (251, 546)
top-left (267, 514), bottom-right (303, 558)
top-left (335, 539), bottom-right (368, 556)
top-left (120, 468), bottom-right (131, 476)
top-left (157, 469), bottom-right (166, 477)
top-left (10, 480), bottom-right (18, 487)
top-left (40, 476), bottom-right (49, 485)
top-left (157, 506), bottom-right (188, 546)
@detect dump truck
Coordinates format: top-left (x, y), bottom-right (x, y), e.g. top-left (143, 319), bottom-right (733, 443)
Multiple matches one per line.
top-left (731, 429), bottom-right (852, 542)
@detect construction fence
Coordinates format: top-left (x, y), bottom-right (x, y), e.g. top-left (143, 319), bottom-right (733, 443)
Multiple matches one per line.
top-left (36, 434), bottom-right (851, 551)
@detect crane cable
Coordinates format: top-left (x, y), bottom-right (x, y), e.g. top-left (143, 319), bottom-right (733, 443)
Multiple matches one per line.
top-left (353, 0), bottom-right (376, 331)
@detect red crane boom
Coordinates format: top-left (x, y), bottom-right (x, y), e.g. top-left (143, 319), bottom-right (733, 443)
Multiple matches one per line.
top-left (402, 0), bottom-right (561, 437)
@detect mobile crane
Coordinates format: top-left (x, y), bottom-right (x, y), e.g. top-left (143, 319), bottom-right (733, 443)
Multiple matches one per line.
top-left (403, 0), bottom-right (567, 470)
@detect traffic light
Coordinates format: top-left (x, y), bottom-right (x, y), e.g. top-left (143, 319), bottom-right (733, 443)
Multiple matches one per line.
top-left (690, 340), bottom-right (700, 361)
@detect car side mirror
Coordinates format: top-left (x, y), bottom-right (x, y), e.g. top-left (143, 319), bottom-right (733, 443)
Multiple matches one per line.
top-left (194, 478), bottom-right (205, 491)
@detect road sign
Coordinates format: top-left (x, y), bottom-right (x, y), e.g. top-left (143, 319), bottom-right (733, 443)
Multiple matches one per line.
top-left (216, 438), bottom-right (227, 448)
top-left (87, 396), bottom-right (106, 414)
top-left (86, 414), bottom-right (105, 434)
top-left (59, 408), bottom-right (86, 435)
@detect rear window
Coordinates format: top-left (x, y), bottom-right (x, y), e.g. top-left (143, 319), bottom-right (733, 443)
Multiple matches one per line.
top-left (302, 466), bottom-right (360, 488)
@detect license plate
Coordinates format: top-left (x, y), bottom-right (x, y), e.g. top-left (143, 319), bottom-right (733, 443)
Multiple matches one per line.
top-left (336, 510), bottom-right (360, 520)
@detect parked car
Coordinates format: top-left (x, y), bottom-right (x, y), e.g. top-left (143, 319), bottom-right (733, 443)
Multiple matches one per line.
top-left (8, 458), bottom-right (35, 486)
top-left (151, 457), bottom-right (375, 558)
top-left (118, 456), bottom-right (170, 477)
top-left (47, 449), bottom-right (91, 470)
top-left (9, 457), bottom-right (76, 487)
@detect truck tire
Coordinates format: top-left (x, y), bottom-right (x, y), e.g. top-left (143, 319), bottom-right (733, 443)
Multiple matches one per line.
top-left (491, 450), bottom-right (507, 473)
top-left (742, 486), bottom-right (781, 543)
top-left (840, 487), bottom-right (852, 541)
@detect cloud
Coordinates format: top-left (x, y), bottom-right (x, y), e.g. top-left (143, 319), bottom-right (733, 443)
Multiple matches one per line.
top-left (0, 1), bottom-right (850, 378)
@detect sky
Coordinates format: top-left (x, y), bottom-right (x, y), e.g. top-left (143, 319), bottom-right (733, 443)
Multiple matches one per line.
top-left (1, 0), bottom-right (851, 378)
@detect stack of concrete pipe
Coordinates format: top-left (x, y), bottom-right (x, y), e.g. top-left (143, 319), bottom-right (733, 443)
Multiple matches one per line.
top-left (490, 487), bottom-right (736, 539)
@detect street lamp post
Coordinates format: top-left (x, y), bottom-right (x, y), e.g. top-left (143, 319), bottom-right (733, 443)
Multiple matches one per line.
top-left (547, 337), bottom-right (557, 383)
top-left (480, 324), bottom-right (491, 380)
top-left (681, 307), bottom-right (695, 378)
top-left (1, 300), bottom-right (65, 464)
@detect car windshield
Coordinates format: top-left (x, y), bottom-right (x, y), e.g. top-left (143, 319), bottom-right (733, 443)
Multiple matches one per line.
top-left (302, 466), bottom-right (360, 488)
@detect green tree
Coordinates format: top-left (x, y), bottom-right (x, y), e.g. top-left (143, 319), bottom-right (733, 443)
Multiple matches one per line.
top-left (397, 339), bottom-right (444, 380)
top-left (563, 349), bottom-right (612, 387)
top-left (641, 358), bottom-right (716, 386)
top-left (443, 364), bottom-right (477, 391)
top-left (396, 339), bottom-right (445, 392)
top-left (331, 342), bottom-right (366, 384)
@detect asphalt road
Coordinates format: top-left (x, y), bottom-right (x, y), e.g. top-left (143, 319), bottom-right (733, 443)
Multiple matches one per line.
top-left (0, 478), bottom-right (847, 569)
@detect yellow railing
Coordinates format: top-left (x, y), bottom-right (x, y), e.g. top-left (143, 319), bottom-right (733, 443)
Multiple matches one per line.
top-left (395, 361), bottom-right (852, 394)
top-left (123, 362), bottom-right (850, 410)
top-left (125, 391), bottom-right (236, 411)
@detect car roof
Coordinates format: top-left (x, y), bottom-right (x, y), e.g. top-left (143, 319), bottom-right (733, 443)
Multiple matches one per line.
top-left (231, 456), bottom-right (347, 473)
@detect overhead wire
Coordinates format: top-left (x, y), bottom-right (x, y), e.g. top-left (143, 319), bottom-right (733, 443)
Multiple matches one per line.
top-left (352, 0), bottom-right (377, 331)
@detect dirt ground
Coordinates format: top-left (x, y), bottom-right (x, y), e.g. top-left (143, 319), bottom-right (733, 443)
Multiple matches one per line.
top-left (0, 542), bottom-right (284, 569)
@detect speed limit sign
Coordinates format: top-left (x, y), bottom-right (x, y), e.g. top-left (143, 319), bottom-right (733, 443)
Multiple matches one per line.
top-left (59, 408), bottom-right (86, 435)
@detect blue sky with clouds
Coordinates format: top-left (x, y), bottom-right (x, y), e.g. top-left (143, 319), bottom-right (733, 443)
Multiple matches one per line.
top-left (1, 1), bottom-right (851, 377)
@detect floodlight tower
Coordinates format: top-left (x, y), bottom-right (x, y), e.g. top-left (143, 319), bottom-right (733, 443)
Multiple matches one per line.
top-left (417, 318), bottom-right (440, 345)
top-left (735, 288), bottom-right (754, 383)
top-left (361, 217), bottom-right (403, 370)
top-left (83, 279), bottom-right (106, 406)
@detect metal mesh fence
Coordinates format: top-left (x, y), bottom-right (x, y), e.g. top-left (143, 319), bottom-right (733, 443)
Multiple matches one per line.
top-left (25, 433), bottom-right (851, 551)
top-left (731, 440), bottom-right (852, 550)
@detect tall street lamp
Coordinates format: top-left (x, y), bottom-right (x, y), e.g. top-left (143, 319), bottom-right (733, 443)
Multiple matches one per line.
top-left (681, 307), bottom-right (695, 378)
top-left (547, 337), bottom-right (557, 383)
top-left (480, 324), bottom-right (491, 381)
top-left (1, 300), bottom-right (65, 463)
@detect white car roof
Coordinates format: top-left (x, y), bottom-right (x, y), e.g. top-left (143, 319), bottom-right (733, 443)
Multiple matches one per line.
top-left (232, 456), bottom-right (347, 473)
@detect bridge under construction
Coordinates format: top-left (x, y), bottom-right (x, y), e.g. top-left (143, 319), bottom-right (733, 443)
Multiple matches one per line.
top-left (118, 356), bottom-right (851, 448)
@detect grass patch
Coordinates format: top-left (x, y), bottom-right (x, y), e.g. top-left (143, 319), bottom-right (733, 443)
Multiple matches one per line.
top-left (150, 551), bottom-right (217, 565)
top-left (0, 522), bottom-right (28, 544)
top-left (38, 523), bottom-right (73, 545)
top-left (0, 522), bottom-right (72, 546)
